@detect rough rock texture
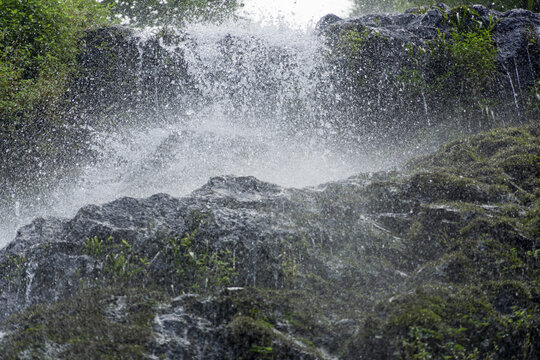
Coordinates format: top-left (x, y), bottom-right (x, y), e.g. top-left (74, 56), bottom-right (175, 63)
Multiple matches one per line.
top-left (317, 4), bottom-right (540, 137)
top-left (318, 5), bottom-right (540, 88)
top-left (70, 5), bottom-right (539, 131)
top-left (1, 125), bottom-right (538, 359)
top-left (68, 26), bottom-right (193, 124)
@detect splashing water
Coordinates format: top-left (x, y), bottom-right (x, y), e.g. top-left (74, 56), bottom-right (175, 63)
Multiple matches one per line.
top-left (0, 19), bottom-right (394, 248)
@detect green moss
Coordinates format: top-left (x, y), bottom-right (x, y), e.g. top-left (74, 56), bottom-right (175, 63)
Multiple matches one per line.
top-left (1, 286), bottom-right (166, 359)
top-left (2, 126), bottom-right (538, 359)
top-left (339, 27), bottom-right (372, 56)
top-left (337, 125), bottom-right (538, 358)
top-left (407, 171), bottom-right (510, 203)
top-left (0, 254), bottom-right (26, 284)
top-left (407, 125), bottom-right (540, 196)
top-left (346, 281), bottom-right (540, 359)
top-left (227, 313), bottom-right (323, 359)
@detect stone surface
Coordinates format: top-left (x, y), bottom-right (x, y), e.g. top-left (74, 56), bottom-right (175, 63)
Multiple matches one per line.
top-left (0, 126), bottom-right (538, 359)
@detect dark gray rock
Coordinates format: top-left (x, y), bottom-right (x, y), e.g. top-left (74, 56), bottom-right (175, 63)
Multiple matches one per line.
top-left (320, 5), bottom-right (540, 78)
top-left (0, 172), bottom-right (419, 322)
top-left (0, 163), bottom-right (516, 322)
top-left (69, 26), bottom-right (194, 125)
top-left (0, 130), bottom-right (537, 358)
top-left (315, 14), bottom-right (342, 34)
top-left (316, 5), bottom-right (540, 136)
top-left (0, 174), bottom-right (409, 357)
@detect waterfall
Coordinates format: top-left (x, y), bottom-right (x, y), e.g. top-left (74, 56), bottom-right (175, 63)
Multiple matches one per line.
top-left (0, 20), bottom-right (385, 248)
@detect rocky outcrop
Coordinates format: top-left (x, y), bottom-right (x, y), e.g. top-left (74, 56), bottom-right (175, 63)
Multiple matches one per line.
top-left (317, 4), bottom-right (540, 135)
top-left (319, 4), bottom-right (540, 88)
top-left (69, 5), bottom-right (539, 132)
top-left (68, 26), bottom-right (194, 124)
top-left (1, 125), bottom-right (538, 359)
top-left (1, 5), bottom-right (539, 359)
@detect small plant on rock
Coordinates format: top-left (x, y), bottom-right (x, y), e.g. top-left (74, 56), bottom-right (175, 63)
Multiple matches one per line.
top-left (167, 227), bottom-right (238, 292)
top-left (82, 236), bottom-right (149, 282)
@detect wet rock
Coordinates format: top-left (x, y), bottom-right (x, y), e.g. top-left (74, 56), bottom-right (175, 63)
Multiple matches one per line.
top-left (319, 5), bottom-right (540, 135)
top-left (315, 14), bottom-right (342, 34)
top-left (0, 126), bottom-right (538, 358)
top-left (69, 25), bottom-right (193, 125)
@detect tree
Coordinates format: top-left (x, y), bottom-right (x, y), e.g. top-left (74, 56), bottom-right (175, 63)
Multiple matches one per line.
top-left (0, 0), bottom-right (109, 122)
top-left (0, 0), bottom-right (110, 195)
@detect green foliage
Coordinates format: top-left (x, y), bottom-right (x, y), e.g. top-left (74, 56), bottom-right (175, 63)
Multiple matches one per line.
top-left (1, 286), bottom-right (165, 359)
top-left (249, 345), bottom-right (274, 358)
top-left (167, 228), bottom-right (239, 292)
top-left (0, 254), bottom-right (26, 283)
top-left (0, 0), bottom-right (110, 195)
top-left (279, 236), bottom-right (307, 286)
top-left (397, 7), bottom-right (499, 125)
top-left (101, 0), bottom-right (241, 26)
top-left (340, 126), bottom-right (540, 358)
top-left (423, 1), bottom-right (539, 13)
top-left (347, 279), bottom-right (539, 359)
top-left (83, 236), bottom-right (104, 256)
top-left (436, 7), bottom-right (498, 96)
top-left (339, 28), bottom-right (373, 58)
top-left (447, 28), bottom-right (498, 89)
top-left (0, 0), bottom-right (109, 121)
top-left (82, 236), bottom-right (149, 281)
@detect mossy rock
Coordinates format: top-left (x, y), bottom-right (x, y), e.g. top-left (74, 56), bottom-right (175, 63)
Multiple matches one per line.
top-left (345, 283), bottom-right (540, 359)
top-left (227, 313), bottom-right (322, 359)
top-left (407, 125), bottom-right (540, 195)
top-left (1, 286), bottom-right (165, 359)
top-left (406, 171), bottom-right (511, 203)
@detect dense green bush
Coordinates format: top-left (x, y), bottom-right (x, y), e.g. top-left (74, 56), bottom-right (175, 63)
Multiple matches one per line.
top-left (334, 5), bottom-right (503, 134)
top-left (415, 11), bottom-right (498, 90)
top-left (394, 6), bottom-right (502, 127)
top-left (0, 0), bottom-right (109, 122)
top-left (0, 0), bottom-right (110, 197)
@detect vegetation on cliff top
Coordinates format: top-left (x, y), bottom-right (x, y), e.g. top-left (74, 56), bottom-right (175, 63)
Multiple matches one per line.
top-left (0, 0), bottom-right (110, 197)
top-left (0, 0), bottom-right (109, 124)
top-left (336, 3), bottom-right (539, 139)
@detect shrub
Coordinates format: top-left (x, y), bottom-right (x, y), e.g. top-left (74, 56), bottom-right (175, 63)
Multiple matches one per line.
top-left (396, 7), bottom-right (500, 127)
top-left (167, 228), bottom-right (239, 292)
top-left (0, 0), bottom-right (110, 197)
top-left (0, 0), bottom-right (109, 121)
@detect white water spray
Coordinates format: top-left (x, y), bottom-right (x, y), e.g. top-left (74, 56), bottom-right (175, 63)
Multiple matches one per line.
top-left (1, 19), bottom-right (393, 248)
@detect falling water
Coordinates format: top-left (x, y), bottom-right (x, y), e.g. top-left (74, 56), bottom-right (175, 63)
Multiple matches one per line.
top-left (0, 19), bottom-right (396, 248)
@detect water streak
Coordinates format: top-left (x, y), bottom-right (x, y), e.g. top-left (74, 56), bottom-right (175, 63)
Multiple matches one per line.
top-left (0, 20), bottom-right (388, 248)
